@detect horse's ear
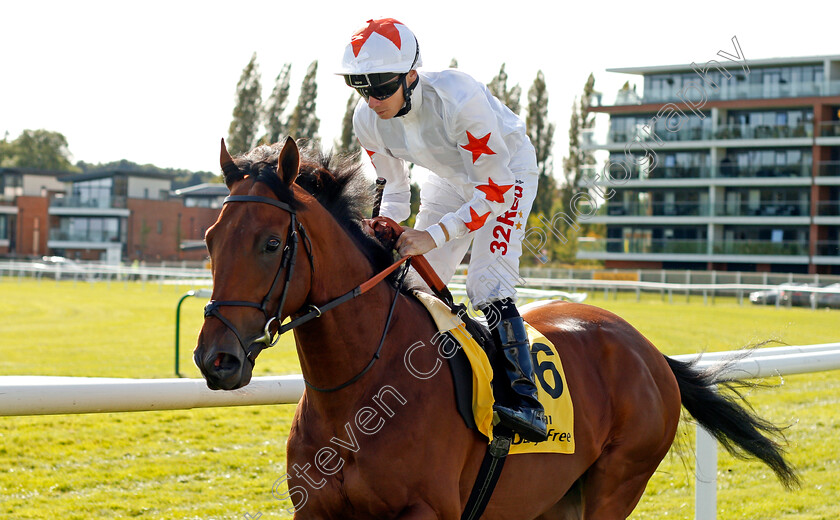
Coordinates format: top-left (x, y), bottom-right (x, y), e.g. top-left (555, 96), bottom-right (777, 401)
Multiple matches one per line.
top-left (220, 138), bottom-right (244, 189)
top-left (277, 137), bottom-right (300, 186)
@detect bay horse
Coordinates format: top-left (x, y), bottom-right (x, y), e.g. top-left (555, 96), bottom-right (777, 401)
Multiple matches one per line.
top-left (194, 138), bottom-right (798, 519)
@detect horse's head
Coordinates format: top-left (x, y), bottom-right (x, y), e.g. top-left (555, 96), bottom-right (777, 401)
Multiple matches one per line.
top-left (194, 137), bottom-right (312, 390)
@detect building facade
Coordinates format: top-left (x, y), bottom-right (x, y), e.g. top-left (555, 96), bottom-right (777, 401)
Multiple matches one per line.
top-left (0, 167), bottom-right (221, 263)
top-left (580, 55), bottom-right (840, 274)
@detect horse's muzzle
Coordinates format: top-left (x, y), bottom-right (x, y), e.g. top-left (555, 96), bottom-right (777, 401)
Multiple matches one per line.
top-left (194, 335), bottom-right (254, 390)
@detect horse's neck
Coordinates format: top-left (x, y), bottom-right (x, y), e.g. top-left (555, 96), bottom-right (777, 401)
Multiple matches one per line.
top-left (293, 207), bottom-right (400, 410)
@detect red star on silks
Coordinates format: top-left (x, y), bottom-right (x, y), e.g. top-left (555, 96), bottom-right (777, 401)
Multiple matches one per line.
top-left (476, 178), bottom-right (513, 204)
top-left (351, 18), bottom-right (403, 57)
top-left (460, 131), bottom-right (496, 164)
top-left (465, 207), bottom-right (491, 232)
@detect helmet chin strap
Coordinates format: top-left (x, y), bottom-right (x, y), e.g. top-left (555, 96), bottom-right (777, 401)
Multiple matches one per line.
top-left (395, 75), bottom-right (419, 118)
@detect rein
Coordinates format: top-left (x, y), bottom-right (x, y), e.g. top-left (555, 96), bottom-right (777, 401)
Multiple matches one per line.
top-left (204, 193), bottom-right (413, 392)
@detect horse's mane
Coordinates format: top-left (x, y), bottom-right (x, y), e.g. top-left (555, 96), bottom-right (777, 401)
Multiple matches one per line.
top-left (232, 142), bottom-right (408, 286)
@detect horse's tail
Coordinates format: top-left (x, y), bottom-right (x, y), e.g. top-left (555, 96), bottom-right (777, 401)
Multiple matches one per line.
top-left (664, 355), bottom-right (800, 489)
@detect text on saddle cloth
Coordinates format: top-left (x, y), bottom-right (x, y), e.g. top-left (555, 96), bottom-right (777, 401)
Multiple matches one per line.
top-left (413, 291), bottom-right (575, 455)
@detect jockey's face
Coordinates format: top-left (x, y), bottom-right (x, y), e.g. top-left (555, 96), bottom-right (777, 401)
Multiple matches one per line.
top-left (368, 70), bottom-right (417, 120)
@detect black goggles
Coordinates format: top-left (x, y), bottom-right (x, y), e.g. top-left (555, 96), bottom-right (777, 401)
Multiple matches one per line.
top-left (344, 73), bottom-right (404, 101)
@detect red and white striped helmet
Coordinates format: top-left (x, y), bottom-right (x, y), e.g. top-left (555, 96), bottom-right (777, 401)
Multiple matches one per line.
top-left (338, 18), bottom-right (422, 80)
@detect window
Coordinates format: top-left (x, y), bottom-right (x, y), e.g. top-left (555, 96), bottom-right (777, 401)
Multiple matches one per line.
top-left (1, 173), bottom-right (23, 197)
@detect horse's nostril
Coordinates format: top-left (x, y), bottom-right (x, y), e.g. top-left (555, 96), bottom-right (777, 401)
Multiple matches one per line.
top-left (213, 352), bottom-right (240, 372)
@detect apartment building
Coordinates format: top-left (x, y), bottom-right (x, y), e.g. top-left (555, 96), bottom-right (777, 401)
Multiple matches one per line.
top-left (0, 167), bottom-right (69, 256)
top-left (0, 167), bottom-right (221, 263)
top-left (580, 54), bottom-right (840, 274)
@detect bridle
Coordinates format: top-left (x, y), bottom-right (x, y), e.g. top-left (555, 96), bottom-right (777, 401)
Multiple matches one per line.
top-left (203, 195), bottom-right (312, 364)
top-left (203, 193), bottom-right (412, 392)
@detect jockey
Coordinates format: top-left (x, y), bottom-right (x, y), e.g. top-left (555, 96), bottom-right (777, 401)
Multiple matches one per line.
top-left (338, 18), bottom-right (547, 443)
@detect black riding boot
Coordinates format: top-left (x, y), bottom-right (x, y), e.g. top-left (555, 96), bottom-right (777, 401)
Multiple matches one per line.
top-left (484, 300), bottom-right (548, 442)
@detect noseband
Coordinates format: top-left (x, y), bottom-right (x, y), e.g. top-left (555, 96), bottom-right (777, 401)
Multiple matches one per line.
top-left (203, 195), bottom-right (314, 364)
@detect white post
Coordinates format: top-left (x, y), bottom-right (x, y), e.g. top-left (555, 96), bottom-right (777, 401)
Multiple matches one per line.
top-left (695, 424), bottom-right (718, 520)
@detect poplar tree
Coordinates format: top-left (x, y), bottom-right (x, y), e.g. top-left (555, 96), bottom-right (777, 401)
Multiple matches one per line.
top-left (227, 53), bottom-right (262, 154)
top-left (487, 63), bottom-right (521, 115)
top-left (336, 92), bottom-right (360, 158)
top-left (262, 63), bottom-right (292, 145)
top-left (287, 60), bottom-right (320, 144)
top-left (526, 70), bottom-right (556, 219)
top-left (561, 73), bottom-right (597, 217)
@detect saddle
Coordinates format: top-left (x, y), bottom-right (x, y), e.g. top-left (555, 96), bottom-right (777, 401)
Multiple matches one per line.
top-left (371, 216), bottom-right (574, 452)
top-left (371, 216), bottom-right (574, 520)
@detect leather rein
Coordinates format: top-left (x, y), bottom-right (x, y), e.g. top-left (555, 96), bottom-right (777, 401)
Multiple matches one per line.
top-left (203, 194), bottom-right (412, 393)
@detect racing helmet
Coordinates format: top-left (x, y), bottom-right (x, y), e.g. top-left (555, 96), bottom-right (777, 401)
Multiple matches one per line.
top-left (338, 18), bottom-right (421, 93)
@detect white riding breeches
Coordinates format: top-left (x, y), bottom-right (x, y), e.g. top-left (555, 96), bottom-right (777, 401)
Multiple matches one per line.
top-left (414, 172), bottom-right (538, 309)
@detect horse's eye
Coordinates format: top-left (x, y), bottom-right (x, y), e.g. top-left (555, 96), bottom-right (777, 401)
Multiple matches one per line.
top-left (266, 238), bottom-right (282, 252)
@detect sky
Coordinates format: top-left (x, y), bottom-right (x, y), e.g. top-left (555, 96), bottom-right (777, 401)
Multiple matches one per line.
top-left (1, 0), bottom-right (836, 178)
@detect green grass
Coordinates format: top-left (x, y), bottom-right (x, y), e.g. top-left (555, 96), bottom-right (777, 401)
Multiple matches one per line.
top-left (1, 278), bottom-right (838, 519)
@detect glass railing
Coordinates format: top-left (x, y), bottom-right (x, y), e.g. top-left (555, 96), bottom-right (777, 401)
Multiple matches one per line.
top-left (604, 202), bottom-right (812, 218)
top-left (815, 241), bottom-right (840, 256)
top-left (713, 123), bottom-right (812, 139)
top-left (713, 202), bottom-right (809, 217)
top-left (817, 121), bottom-right (840, 137)
top-left (48, 229), bottom-right (122, 243)
top-left (606, 202), bottom-right (711, 217)
top-left (717, 164), bottom-right (811, 178)
top-left (816, 201), bottom-right (840, 216)
top-left (579, 238), bottom-right (707, 254)
top-left (712, 240), bottom-right (809, 256)
top-left (583, 163), bottom-right (811, 182)
top-left (614, 80), bottom-right (840, 106)
top-left (49, 195), bottom-right (127, 209)
top-left (606, 127), bottom-right (713, 144)
top-left (596, 123), bottom-right (813, 146)
top-left (579, 238), bottom-right (811, 256)
top-left (648, 166), bottom-right (713, 180)
top-left (817, 161), bottom-right (840, 177)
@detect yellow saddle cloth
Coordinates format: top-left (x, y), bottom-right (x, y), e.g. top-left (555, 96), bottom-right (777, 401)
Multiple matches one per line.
top-left (413, 292), bottom-right (575, 455)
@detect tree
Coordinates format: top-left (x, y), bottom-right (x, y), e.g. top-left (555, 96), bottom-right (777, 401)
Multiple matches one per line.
top-left (0, 129), bottom-right (78, 171)
top-left (449, 58), bottom-right (459, 69)
top-left (262, 63), bottom-right (292, 145)
top-left (487, 63), bottom-right (521, 115)
top-left (526, 70), bottom-right (556, 220)
top-left (559, 73), bottom-right (600, 264)
top-left (406, 182), bottom-right (421, 228)
top-left (561, 73), bottom-right (597, 218)
top-left (336, 92), bottom-right (360, 158)
top-left (227, 53), bottom-right (262, 155)
top-left (287, 60), bottom-right (320, 144)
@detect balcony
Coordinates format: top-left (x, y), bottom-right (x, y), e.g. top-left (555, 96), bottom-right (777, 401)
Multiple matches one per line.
top-left (50, 195), bottom-right (127, 209)
top-left (601, 127), bottom-right (714, 146)
top-left (606, 201), bottom-right (709, 217)
top-left (585, 164), bottom-right (813, 186)
top-left (579, 238), bottom-right (707, 255)
top-left (712, 240), bottom-right (809, 256)
top-left (714, 202), bottom-right (809, 217)
top-left (817, 121), bottom-right (840, 137)
top-left (614, 80), bottom-right (840, 106)
top-left (817, 162), bottom-right (840, 177)
top-left (578, 238), bottom-right (809, 257)
top-left (815, 241), bottom-right (840, 256)
top-left (49, 229), bottom-right (122, 243)
top-left (816, 201), bottom-right (840, 216)
top-left (718, 164), bottom-right (810, 178)
top-left (714, 123), bottom-right (812, 140)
